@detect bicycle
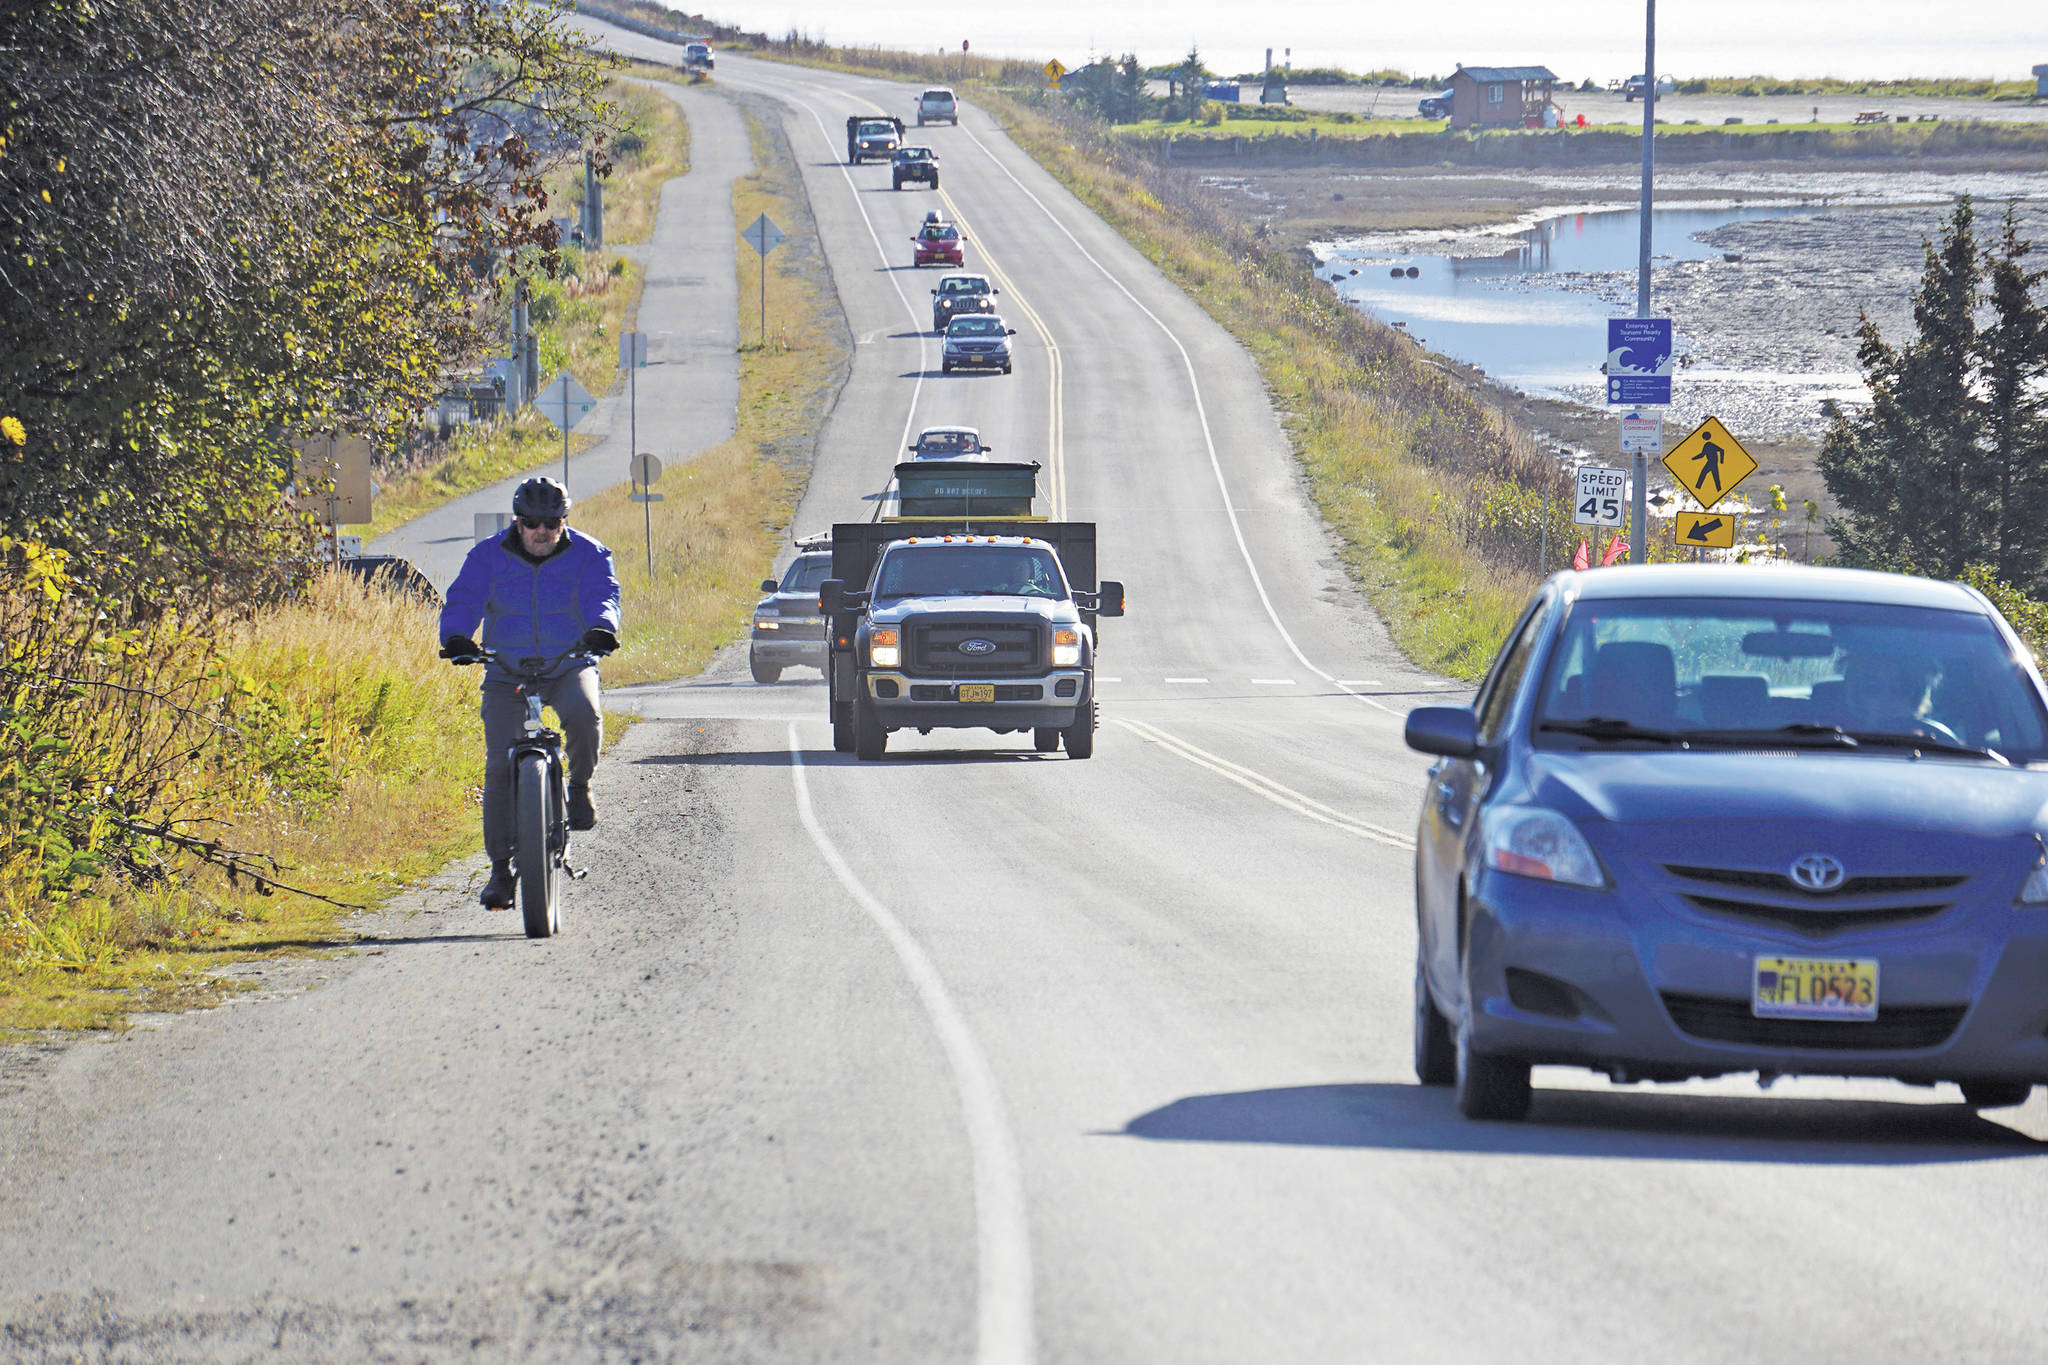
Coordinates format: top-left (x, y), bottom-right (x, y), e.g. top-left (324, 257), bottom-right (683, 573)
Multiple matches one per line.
top-left (442, 643), bottom-right (588, 937)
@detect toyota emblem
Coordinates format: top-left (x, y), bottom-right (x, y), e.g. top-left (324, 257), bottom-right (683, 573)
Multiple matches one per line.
top-left (1788, 853), bottom-right (1846, 892)
top-left (959, 639), bottom-right (997, 655)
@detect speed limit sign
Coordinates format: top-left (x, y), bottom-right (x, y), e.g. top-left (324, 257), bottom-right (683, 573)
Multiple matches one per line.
top-left (1574, 465), bottom-right (1628, 526)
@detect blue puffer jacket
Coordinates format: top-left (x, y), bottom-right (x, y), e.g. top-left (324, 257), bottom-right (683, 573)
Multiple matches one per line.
top-left (440, 527), bottom-right (622, 681)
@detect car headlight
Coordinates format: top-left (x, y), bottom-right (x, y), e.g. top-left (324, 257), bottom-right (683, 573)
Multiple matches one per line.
top-left (870, 628), bottom-right (900, 669)
top-left (1051, 628), bottom-right (1081, 667)
top-left (1480, 806), bottom-right (1605, 888)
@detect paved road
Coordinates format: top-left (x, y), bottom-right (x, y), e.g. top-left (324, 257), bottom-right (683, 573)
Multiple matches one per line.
top-left (370, 74), bottom-right (749, 592)
top-left (6, 23), bottom-right (2048, 1365)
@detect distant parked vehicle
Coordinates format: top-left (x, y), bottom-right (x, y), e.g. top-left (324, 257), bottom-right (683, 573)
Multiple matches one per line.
top-left (341, 554), bottom-right (440, 604)
top-left (1622, 73), bottom-right (1675, 101)
top-left (1417, 90), bottom-right (1453, 119)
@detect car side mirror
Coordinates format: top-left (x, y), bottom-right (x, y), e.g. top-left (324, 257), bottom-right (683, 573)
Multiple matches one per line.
top-left (760, 579), bottom-right (779, 593)
top-left (1007, 328), bottom-right (1017, 336)
top-left (819, 579), bottom-right (844, 614)
top-left (1405, 705), bottom-right (1479, 758)
top-left (907, 444), bottom-right (918, 453)
top-left (1094, 580), bottom-right (1125, 618)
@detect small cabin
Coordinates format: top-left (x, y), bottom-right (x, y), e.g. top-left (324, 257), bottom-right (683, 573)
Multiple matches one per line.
top-left (1448, 65), bottom-right (1559, 129)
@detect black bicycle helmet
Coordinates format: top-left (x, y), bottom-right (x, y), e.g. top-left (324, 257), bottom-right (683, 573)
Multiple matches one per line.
top-left (512, 476), bottom-right (571, 520)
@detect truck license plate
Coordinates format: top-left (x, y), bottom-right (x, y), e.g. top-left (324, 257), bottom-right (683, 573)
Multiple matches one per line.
top-left (957, 684), bottom-right (995, 703)
top-left (1752, 956), bottom-right (1878, 1021)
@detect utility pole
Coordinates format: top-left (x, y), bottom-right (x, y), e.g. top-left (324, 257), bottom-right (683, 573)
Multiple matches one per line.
top-left (1631, 0), bottom-right (1656, 564)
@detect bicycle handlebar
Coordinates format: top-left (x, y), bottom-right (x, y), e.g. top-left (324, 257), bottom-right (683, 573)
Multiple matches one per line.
top-left (440, 643), bottom-right (593, 681)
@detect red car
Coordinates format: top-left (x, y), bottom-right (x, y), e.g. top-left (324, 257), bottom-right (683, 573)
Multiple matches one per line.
top-left (911, 221), bottom-right (964, 268)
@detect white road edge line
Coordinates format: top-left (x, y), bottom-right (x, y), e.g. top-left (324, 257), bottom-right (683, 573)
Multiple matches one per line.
top-left (1120, 718), bottom-right (1417, 851)
top-left (788, 726), bottom-right (1036, 1365)
top-left (956, 122), bottom-right (1405, 719)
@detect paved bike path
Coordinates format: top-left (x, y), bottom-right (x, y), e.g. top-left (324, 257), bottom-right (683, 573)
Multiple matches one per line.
top-left (372, 77), bottom-right (750, 591)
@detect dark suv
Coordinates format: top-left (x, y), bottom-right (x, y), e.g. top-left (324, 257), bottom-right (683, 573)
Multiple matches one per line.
top-left (930, 273), bottom-right (997, 331)
top-left (749, 551), bottom-right (834, 683)
top-left (892, 146), bottom-right (939, 190)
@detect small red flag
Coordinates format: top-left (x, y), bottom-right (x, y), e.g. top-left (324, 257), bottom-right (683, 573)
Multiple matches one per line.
top-left (1571, 539), bottom-right (1590, 571)
top-left (1601, 535), bottom-right (1630, 566)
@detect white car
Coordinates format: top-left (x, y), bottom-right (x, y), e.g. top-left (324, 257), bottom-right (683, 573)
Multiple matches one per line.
top-left (917, 87), bottom-right (958, 126)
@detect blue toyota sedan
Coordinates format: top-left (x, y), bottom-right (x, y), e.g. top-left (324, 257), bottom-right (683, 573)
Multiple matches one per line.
top-left (1406, 565), bottom-right (2048, 1120)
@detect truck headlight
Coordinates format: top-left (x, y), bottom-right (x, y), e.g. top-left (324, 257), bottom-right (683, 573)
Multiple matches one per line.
top-left (1051, 628), bottom-right (1081, 667)
top-left (753, 615), bottom-right (779, 630)
top-left (870, 628), bottom-right (900, 668)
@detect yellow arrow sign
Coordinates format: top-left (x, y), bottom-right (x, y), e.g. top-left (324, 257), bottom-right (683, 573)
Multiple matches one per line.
top-left (1661, 416), bottom-right (1756, 513)
top-left (1675, 510), bottom-right (1736, 548)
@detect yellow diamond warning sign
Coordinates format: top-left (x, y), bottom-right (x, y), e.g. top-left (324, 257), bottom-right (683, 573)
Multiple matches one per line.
top-left (1661, 416), bottom-right (1756, 513)
top-left (1674, 510), bottom-right (1737, 548)
top-left (1044, 59), bottom-right (1068, 88)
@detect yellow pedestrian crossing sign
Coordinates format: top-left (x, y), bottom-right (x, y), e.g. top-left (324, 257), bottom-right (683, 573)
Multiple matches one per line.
top-left (1661, 416), bottom-right (1755, 513)
top-left (1044, 59), bottom-right (1067, 89)
top-left (1675, 510), bottom-right (1737, 548)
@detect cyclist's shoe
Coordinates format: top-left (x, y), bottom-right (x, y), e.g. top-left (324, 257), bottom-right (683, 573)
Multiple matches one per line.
top-left (568, 784), bottom-right (596, 831)
top-left (479, 862), bottom-right (516, 909)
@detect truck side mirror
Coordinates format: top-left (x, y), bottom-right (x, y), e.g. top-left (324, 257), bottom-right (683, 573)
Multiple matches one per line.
top-left (1096, 580), bottom-right (1125, 618)
top-left (760, 579), bottom-right (779, 593)
top-left (819, 579), bottom-right (844, 614)
top-left (930, 289), bottom-right (938, 295)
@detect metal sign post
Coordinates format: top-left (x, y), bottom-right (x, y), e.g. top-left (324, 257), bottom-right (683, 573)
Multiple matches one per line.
top-left (742, 215), bottom-right (786, 346)
top-left (630, 453), bottom-right (664, 578)
top-left (619, 331), bottom-right (647, 503)
top-left (1631, 0), bottom-right (1657, 563)
top-left (535, 372), bottom-right (597, 494)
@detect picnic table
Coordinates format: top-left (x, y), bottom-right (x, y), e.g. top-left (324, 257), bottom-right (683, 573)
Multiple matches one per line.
top-left (1853, 110), bottom-right (1888, 124)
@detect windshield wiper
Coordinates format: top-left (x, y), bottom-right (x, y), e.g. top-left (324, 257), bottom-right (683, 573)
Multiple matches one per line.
top-left (1538, 717), bottom-right (1682, 745)
top-left (1841, 730), bottom-right (2009, 764)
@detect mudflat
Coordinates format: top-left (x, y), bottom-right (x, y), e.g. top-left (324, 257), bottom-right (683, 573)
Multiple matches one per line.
top-left (1199, 150), bottom-right (2048, 557)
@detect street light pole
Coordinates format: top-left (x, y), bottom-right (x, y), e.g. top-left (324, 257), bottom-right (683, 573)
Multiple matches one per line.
top-left (1631, 0), bottom-right (1656, 565)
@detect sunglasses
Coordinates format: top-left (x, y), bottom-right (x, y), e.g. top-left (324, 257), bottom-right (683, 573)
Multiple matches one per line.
top-left (518, 516), bottom-right (563, 530)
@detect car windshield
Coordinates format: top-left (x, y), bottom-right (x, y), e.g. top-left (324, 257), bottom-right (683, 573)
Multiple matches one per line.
top-left (920, 225), bottom-right (957, 240)
top-left (917, 431), bottom-right (979, 453)
top-left (1530, 596), bottom-right (2048, 761)
top-left (781, 558), bottom-right (832, 592)
top-left (940, 278), bottom-right (987, 295)
top-left (875, 547), bottom-right (1065, 600)
top-left (898, 148), bottom-right (932, 161)
top-left (948, 317), bottom-right (1003, 336)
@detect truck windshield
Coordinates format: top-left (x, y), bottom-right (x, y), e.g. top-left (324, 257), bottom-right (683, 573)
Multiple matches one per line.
top-left (875, 547), bottom-right (1066, 600)
top-left (859, 122), bottom-right (893, 136)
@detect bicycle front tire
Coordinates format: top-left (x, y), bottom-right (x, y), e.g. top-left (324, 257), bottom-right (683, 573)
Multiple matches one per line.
top-left (515, 752), bottom-right (556, 938)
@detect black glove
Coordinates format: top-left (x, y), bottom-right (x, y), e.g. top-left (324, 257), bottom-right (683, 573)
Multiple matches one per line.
top-left (580, 626), bottom-right (620, 657)
top-left (440, 634), bottom-right (481, 662)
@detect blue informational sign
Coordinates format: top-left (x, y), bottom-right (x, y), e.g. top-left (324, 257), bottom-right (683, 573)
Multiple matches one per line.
top-left (1606, 317), bottom-right (1674, 405)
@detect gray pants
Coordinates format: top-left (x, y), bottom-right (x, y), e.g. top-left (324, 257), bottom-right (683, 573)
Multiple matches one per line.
top-left (481, 665), bottom-right (601, 864)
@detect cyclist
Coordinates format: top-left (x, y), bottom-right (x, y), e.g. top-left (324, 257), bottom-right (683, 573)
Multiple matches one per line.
top-left (440, 477), bottom-right (622, 909)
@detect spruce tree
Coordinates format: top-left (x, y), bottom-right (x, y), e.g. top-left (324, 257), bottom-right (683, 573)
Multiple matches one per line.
top-left (1820, 198), bottom-right (1992, 577)
top-left (1976, 203), bottom-right (2048, 590)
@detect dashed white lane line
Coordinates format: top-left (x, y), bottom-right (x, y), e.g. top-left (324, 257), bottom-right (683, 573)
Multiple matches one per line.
top-left (1163, 677), bottom-right (1209, 685)
top-left (788, 725), bottom-right (1036, 1365)
top-left (1250, 678), bottom-right (1297, 686)
top-left (1120, 717), bottom-right (1417, 851)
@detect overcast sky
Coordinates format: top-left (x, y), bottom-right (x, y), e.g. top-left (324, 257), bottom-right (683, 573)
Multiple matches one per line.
top-left (698, 2), bottom-right (2039, 82)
